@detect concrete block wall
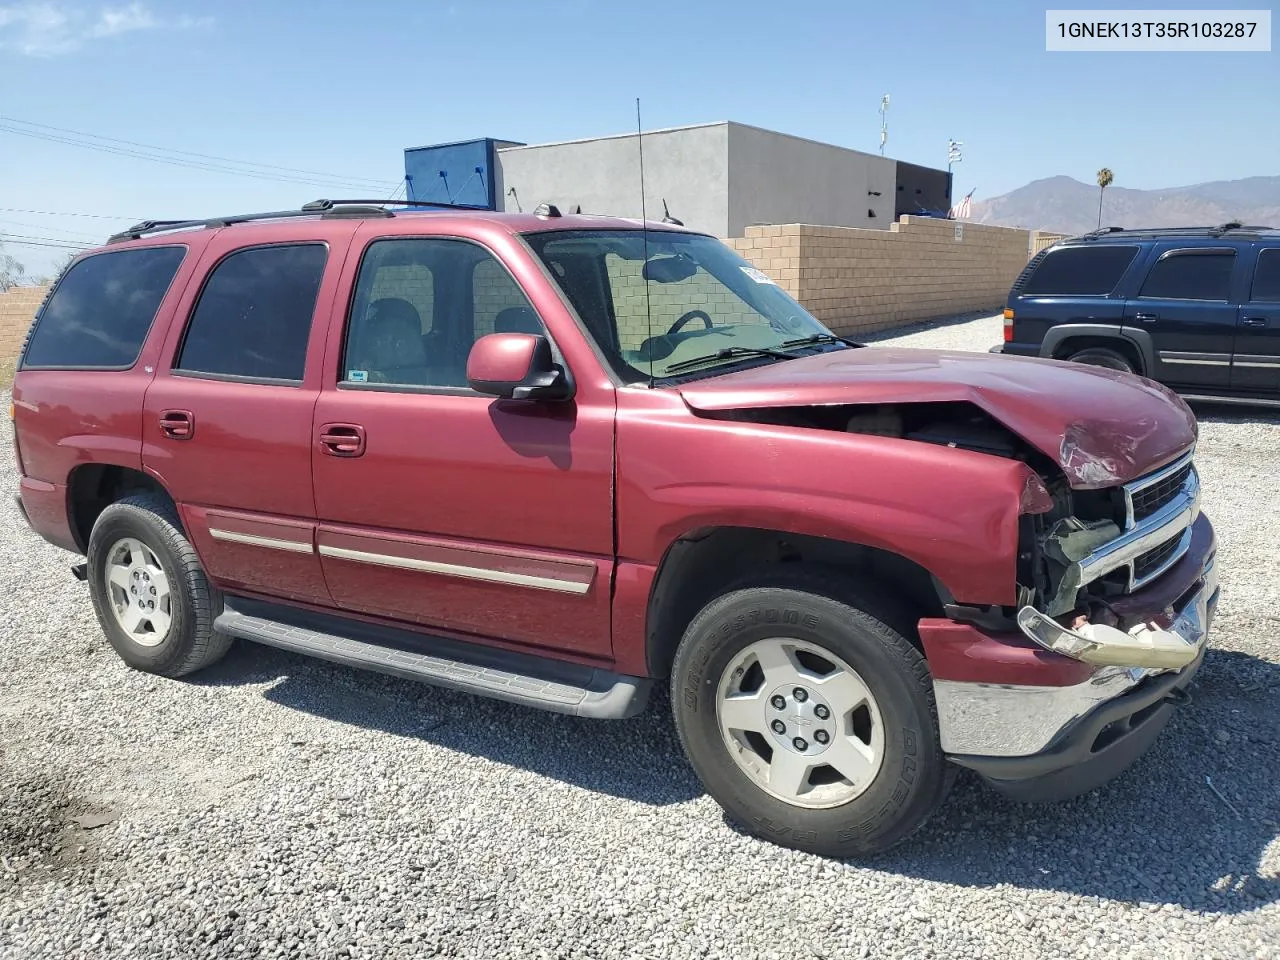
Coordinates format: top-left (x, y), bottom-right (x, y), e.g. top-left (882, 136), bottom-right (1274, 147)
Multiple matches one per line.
top-left (607, 257), bottom-right (759, 351)
top-left (0, 284), bottom-right (50, 368)
top-left (724, 216), bottom-right (1033, 335)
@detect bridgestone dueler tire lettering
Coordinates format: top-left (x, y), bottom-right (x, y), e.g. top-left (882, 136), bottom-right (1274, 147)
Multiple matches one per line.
top-left (671, 571), bottom-right (951, 858)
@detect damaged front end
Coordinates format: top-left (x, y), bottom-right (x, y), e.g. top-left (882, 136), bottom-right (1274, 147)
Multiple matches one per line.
top-left (1016, 450), bottom-right (1213, 671)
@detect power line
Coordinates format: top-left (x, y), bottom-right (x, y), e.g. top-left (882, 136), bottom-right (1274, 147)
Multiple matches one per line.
top-left (0, 123), bottom-right (389, 191)
top-left (1, 123), bottom-right (398, 193)
top-left (1, 231), bottom-right (94, 246)
top-left (1, 238), bottom-right (89, 250)
top-left (0, 115), bottom-right (398, 190)
top-left (0, 206), bottom-right (140, 220)
top-left (0, 218), bottom-right (107, 241)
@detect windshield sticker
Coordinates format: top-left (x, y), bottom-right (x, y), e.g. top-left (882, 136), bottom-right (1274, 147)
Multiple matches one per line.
top-left (347, 370), bottom-right (368, 383)
top-left (740, 266), bottom-right (778, 285)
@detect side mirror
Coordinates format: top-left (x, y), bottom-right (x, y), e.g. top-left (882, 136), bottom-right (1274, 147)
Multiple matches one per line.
top-left (466, 333), bottom-right (574, 401)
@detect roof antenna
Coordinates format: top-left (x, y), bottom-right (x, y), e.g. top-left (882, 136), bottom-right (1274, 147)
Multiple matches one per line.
top-left (661, 199), bottom-right (683, 226)
top-left (636, 97), bottom-right (655, 387)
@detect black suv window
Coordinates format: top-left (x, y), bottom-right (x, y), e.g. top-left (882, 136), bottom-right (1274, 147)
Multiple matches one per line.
top-left (1251, 249), bottom-right (1280, 302)
top-left (176, 244), bottom-right (327, 382)
top-left (1020, 245), bottom-right (1139, 296)
top-left (21, 246), bottom-right (186, 369)
top-left (1139, 249), bottom-right (1236, 301)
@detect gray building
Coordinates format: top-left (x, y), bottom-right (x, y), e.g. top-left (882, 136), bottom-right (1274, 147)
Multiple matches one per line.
top-left (403, 122), bottom-right (952, 239)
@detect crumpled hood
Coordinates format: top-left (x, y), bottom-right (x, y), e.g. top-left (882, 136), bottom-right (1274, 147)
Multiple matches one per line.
top-left (677, 347), bottom-right (1198, 488)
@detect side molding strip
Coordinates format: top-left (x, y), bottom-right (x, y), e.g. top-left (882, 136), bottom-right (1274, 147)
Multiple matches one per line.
top-left (209, 528), bottom-right (314, 555)
top-left (317, 544), bottom-right (593, 595)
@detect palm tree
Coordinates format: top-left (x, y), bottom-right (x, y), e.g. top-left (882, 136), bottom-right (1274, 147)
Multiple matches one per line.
top-left (1096, 168), bottom-right (1114, 229)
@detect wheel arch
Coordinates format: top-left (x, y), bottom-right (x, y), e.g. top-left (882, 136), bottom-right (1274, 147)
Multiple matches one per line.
top-left (66, 463), bottom-right (176, 553)
top-left (643, 526), bottom-right (951, 678)
top-left (1041, 323), bottom-right (1153, 374)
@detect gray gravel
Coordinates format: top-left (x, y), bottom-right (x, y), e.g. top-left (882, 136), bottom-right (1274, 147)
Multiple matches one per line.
top-left (1, 312), bottom-right (1277, 959)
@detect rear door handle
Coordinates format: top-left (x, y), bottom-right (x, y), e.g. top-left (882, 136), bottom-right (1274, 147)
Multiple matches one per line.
top-left (1241, 316), bottom-right (1269, 327)
top-left (319, 423), bottom-right (366, 457)
top-left (159, 409), bottom-right (194, 440)
top-left (1135, 312), bottom-right (1160, 323)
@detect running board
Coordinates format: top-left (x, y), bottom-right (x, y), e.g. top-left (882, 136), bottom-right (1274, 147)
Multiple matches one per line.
top-left (1180, 393), bottom-right (1280, 409)
top-left (214, 602), bottom-right (651, 719)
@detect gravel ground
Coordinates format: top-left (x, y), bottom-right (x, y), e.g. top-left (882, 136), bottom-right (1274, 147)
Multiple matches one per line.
top-left (1, 312), bottom-right (1277, 959)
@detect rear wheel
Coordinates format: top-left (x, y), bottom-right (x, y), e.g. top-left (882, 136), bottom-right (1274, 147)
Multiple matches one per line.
top-left (86, 493), bottom-right (231, 678)
top-left (1064, 345), bottom-right (1135, 373)
top-left (671, 573), bottom-right (949, 858)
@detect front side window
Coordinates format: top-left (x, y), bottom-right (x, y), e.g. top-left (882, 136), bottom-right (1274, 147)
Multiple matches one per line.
top-left (1139, 249), bottom-right (1236, 301)
top-left (342, 238), bottom-right (542, 389)
top-left (523, 230), bottom-right (834, 381)
top-left (22, 246), bottom-right (186, 369)
top-left (1019, 245), bottom-right (1140, 296)
top-left (1251, 248), bottom-right (1280, 302)
top-left (176, 244), bottom-right (327, 382)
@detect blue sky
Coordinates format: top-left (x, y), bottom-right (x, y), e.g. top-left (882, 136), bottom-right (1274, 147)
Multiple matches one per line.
top-left (1, 0), bottom-right (1276, 275)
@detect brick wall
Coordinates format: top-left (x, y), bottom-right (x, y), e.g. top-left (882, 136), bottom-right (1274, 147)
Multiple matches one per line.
top-left (606, 254), bottom-right (761, 351)
top-left (724, 216), bottom-right (1034, 335)
top-left (0, 284), bottom-right (50, 367)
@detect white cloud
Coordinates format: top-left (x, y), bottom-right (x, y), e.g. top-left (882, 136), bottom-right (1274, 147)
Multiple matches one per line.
top-left (0, 2), bottom-right (209, 56)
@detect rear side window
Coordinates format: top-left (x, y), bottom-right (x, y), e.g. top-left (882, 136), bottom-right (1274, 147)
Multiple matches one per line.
top-left (1139, 249), bottom-right (1236, 301)
top-left (1251, 249), bottom-right (1280, 302)
top-left (176, 244), bottom-right (327, 382)
top-left (21, 246), bottom-right (186, 369)
top-left (1019, 245), bottom-right (1140, 296)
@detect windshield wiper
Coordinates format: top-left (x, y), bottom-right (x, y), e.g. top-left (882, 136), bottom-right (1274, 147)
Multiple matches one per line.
top-left (777, 333), bottom-right (865, 350)
top-left (664, 346), bottom-right (796, 374)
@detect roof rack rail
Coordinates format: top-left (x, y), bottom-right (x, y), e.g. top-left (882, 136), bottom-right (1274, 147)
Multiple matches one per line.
top-left (1075, 223), bottom-right (1275, 243)
top-left (106, 197), bottom-right (488, 244)
top-left (1079, 226), bottom-right (1125, 239)
top-left (304, 198), bottom-right (486, 211)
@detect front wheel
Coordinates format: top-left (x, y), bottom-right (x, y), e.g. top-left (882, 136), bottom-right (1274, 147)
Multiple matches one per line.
top-left (671, 575), bottom-right (949, 857)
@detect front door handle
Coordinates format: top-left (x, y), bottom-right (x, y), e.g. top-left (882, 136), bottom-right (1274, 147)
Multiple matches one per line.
top-left (1135, 312), bottom-right (1160, 323)
top-left (1241, 316), bottom-right (1269, 328)
top-left (319, 423), bottom-right (366, 457)
top-left (159, 410), bottom-right (194, 440)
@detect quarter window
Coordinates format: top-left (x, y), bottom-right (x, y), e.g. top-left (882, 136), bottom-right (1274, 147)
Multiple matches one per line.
top-left (1251, 249), bottom-right (1280, 302)
top-left (343, 238), bottom-right (542, 389)
top-left (176, 244), bottom-right (327, 382)
top-left (1139, 249), bottom-right (1236, 301)
top-left (1019, 245), bottom-right (1140, 297)
top-left (21, 246), bottom-right (186, 369)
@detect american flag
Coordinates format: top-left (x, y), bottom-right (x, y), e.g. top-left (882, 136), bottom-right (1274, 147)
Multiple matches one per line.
top-left (950, 189), bottom-right (974, 220)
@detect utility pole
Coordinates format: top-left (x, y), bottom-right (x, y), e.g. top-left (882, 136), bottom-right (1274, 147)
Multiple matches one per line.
top-left (879, 95), bottom-right (890, 156)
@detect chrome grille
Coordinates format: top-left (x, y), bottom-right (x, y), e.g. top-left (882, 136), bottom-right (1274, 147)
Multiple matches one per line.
top-left (1073, 450), bottom-right (1200, 595)
top-left (1130, 462), bottom-right (1193, 524)
top-left (1133, 536), bottom-right (1185, 582)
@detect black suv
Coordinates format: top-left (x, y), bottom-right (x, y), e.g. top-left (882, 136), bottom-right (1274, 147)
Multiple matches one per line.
top-left (994, 224), bottom-right (1280, 406)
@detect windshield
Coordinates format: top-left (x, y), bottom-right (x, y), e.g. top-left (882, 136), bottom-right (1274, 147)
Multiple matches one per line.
top-left (523, 229), bottom-right (840, 381)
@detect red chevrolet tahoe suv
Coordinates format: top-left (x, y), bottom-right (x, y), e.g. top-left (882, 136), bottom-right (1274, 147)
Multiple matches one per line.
top-left (11, 200), bottom-right (1219, 857)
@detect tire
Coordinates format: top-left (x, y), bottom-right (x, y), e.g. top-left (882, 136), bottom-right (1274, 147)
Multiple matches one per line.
top-left (86, 493), bottom-right (231, 678)
top-left (671, 572), bottom-right (949, 858)
top-left (1064, 346), bottom-right (1135, 374)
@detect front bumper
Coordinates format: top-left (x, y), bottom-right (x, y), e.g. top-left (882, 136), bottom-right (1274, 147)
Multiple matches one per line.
top-left (930, 537), bottom-right (1218, 798)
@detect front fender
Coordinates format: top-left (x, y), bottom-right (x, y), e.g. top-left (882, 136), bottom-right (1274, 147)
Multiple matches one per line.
top-left (617, 410), bottom-right (1037, 607)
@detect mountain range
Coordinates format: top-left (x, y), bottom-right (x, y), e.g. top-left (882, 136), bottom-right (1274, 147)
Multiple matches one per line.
top-left (971, 175), bottom-right (1280, 237)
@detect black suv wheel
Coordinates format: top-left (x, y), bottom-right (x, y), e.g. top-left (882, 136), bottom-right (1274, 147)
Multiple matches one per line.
top-left (1064, 346), bottom-right (1135, 373)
